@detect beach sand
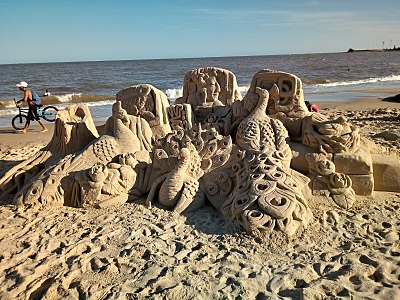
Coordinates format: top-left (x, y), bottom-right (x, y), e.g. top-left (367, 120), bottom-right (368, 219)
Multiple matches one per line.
top-left (0, 98), bottom-right (400, 299)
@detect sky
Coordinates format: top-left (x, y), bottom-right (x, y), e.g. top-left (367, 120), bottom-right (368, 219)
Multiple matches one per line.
top-left (1, 0), bottom-right (399, 64)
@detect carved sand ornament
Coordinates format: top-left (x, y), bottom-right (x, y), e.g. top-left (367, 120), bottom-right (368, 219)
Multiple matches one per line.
top-left (248, 69), bottom-right (309, 118)
top-left (72, 151), bottom-right (150, 208)
top-left (204, 87), bottom-right (312, 235)
top-left (0, 104), bottom-right (99, 202)
top-left (175, 67), bottom-right (242, 124)
top-left (12, 101), bottom-right (152, 209)
top-left (167, 104), bottom-right (195, 131)
top-left (117, 84), bottom-right (171, 138)
top-left (306, 153), bottom-right (356, 209)
top-left (176, 67), bottom-right (242, 108)
top-left (247, 69), bottom-right (361, 154)
top-left (299, 114), bottom-right (360, 153)
top-left (146, 123), bottom-right (232, 214)
top-left (219, 148), bottom-right (312, 236)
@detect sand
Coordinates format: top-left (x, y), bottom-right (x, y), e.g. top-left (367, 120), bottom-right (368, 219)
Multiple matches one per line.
top-left (0, 98), bottom-right (400, 299)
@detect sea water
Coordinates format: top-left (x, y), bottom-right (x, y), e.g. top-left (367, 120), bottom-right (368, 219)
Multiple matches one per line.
top-left (0, 51), bottom-right (399, 127)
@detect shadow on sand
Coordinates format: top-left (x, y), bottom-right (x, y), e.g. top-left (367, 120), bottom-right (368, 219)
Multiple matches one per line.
top-left (0, 159), bottom-right (25, 205)
top-left (132, 198), bottom-right (239, 235)
top-left (0, 128), bottom-right (19, 134)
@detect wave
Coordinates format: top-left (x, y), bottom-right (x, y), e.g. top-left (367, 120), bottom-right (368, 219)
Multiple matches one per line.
top-left (51, 94), bottom-right (114, 103)
top-left (165, 85), bottom-right (249, 100)
top-left (0, 99), bottom-right (116, 117)
top-left (302, 79), bottom-right (332, 85)
top-left (165, 88), bottom-right (183, 100)
top-left (237, 85), bottom-right (249, 97)
top-left (1, 74), bottom-right (398, 113)
top-left (0, 94), bottom-right (115, 109)
top-left (55, 93), bottom-right (82, 102)
top-left (313, 74), bottom-right (400, 88)
top-left (55, 100), bottom-right (115, 110)
top-left (164, 77), bottom-right (398, 93)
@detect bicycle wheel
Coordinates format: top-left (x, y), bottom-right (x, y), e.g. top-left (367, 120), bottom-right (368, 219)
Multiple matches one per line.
top-left (42, 106), bottom-right (59, 122)
top-left (12, 114), bottom-right (28, 130)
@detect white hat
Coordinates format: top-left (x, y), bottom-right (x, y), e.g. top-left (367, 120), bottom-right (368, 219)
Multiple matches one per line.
top-left (16, 81), bottom-right (28, 88)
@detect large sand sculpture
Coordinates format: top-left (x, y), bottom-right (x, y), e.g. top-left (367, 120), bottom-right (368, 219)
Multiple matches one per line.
top-left (1, 68), bottom-right (399, 239)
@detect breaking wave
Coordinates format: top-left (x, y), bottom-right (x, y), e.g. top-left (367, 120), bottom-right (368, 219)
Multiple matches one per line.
top-left (313, 75), bottom-right (400, 88)
top-left (0, 94), bottom-right (115, 109)
top-left (51, 94), bottom-right (114, 103)
top-left (165, 85), bottom-right (249, 101)
top-left (165, 88), bottom-right (183, 101)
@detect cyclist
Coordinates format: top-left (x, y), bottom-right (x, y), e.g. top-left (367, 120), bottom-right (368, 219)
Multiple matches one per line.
top-left (16, 81), bottom-right (48, 133)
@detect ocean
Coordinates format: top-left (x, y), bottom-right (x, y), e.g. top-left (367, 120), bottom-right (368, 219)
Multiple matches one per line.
top-left (0, 51), bottom-right (399, 127)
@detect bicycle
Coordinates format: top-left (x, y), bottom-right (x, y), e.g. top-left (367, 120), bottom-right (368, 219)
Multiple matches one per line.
top-left (12, 99), bottom-right (59, 130)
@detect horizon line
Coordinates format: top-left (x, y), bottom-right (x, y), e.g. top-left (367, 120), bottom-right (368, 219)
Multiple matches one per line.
top-left (0, 50), bottom-right (354, 66)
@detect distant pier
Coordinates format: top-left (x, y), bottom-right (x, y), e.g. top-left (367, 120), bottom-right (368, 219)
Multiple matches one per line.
top-left (347, 47), bottom-right (400, 53)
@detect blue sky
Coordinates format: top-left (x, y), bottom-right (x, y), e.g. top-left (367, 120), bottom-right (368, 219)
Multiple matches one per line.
top-left (1, 0), bottom-right (399, 64)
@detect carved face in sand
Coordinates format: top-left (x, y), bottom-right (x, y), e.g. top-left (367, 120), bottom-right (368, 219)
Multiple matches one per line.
top-left (89, 163), bottom-right (109, 182)
top-left (204, 76), bottom-right (221, 102)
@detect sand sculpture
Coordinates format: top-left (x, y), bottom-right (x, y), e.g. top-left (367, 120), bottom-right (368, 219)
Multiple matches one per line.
top-left (0, 105), bottom-right (99, 200)
top-left (12, 102), bottom-right (151, 209)
top-left (176, 67), bottom-right (241, 109)
top-left (175, 67), bottom-right (242, 133)
top-left (1, 67), bottom-right (398, 238)
top-left (116, 84), bottom-right (171, 139)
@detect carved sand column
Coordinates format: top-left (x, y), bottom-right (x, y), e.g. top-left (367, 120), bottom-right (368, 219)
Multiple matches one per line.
top-left (175, 67), bottom-right (242, 124)
top-left (117, 84), bottom-right (171, 139)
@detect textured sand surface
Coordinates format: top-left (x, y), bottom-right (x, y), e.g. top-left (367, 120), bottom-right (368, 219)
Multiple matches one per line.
top-left (0, 99), bottom-right (399, 299)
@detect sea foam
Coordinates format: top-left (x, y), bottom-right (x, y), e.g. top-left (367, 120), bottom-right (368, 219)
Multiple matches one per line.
top-left (315, 74), bottom-right (400, 88)
top-left (55, 93), bottom-right (83, 102)
top-left (164, 85), bottom-right (249, 101)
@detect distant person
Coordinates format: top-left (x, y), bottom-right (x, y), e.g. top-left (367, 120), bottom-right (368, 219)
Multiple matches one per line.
top-left (305, 100), bottom-right (319, 113)
top-left (43, 89), bottom-right (51, 97)
top-left (16, 81), bottom-right (48, 133)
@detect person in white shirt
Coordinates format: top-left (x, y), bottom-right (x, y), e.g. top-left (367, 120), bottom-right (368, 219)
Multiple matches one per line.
top-left (43, 89), bottom-right (51, 97)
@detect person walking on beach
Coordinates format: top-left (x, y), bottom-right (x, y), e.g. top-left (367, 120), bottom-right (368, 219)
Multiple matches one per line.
top-left (43, 89), bottom-right (51, 97)
top-left (16, 81), bottom-right (48, 133)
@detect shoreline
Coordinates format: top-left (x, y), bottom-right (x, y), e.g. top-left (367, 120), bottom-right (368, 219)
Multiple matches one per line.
top-left (317, 97), bottom-right (400, 110)
top-left (0, 124), bottom-right (55, 148)
top-left (0, 97), bottom-right (399, 148)
top-left (0, 122), bottom-right (107, 148)
top-left (1, 88), bottom-right (399, 108)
